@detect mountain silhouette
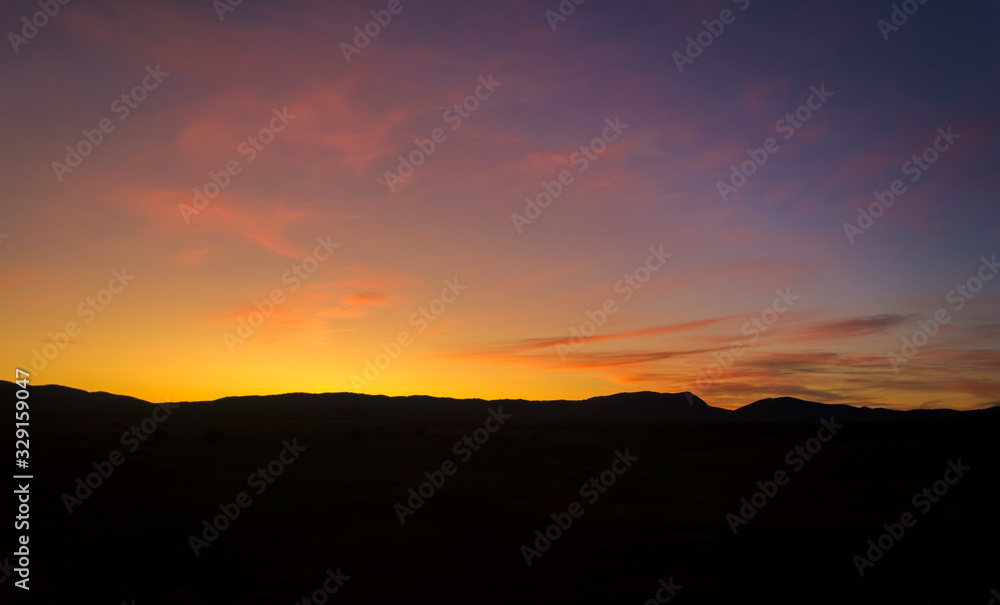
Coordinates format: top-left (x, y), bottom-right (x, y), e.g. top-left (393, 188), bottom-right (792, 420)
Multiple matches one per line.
top-left (5, 382), bottom-right (998, 424)
top-left (7, 381), bottom-right (999, 605)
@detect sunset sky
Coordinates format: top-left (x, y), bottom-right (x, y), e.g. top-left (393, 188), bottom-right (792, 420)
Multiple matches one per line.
top-left (2, 0), bottom-right (998, 409)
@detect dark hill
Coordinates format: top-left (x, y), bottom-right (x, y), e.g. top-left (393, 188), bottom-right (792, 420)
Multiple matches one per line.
top-left (3, 382), bottom-right (998, 424)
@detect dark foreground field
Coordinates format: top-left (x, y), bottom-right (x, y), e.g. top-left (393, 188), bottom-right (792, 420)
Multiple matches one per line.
top-left (5, 386), bottom-right (999, 604)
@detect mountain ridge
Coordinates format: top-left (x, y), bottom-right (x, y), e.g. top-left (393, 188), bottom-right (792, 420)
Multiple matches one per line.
top-left (4, 381), bottom-right (999, 423)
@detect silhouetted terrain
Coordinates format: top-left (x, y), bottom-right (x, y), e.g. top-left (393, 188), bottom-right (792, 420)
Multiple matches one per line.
top-left (4, 383), bottom-right (998, 604)
top-left (7, 383), bottom-right (999, 424)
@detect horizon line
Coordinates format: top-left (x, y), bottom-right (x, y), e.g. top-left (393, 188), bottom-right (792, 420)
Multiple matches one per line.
top-left (5, 380), bottom-right (999, 413)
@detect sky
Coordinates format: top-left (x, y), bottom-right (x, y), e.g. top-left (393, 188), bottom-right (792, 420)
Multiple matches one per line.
top-left (1, 0), bottom-right (998, 409)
